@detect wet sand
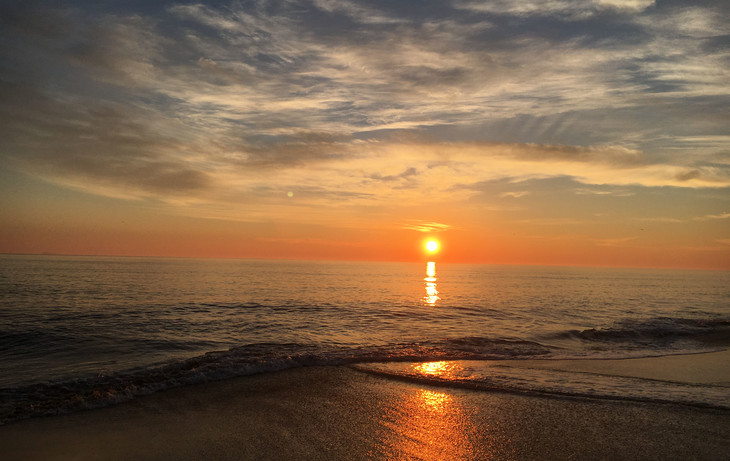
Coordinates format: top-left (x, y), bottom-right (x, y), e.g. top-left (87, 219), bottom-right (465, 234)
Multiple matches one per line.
top-left (498, 349), bottom-right (730, 385)
top-left (1, 359), bottom-right (729, 460)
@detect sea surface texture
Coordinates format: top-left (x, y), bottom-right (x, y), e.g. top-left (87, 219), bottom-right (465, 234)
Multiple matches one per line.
top-left (1, 255), bottom-right (728, 422)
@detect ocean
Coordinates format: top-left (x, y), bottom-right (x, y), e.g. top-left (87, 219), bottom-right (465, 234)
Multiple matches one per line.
top-left (1, 255), bottom-right (728, 423)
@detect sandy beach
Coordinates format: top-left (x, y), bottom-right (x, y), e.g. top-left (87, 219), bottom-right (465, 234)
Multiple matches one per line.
top-left (1, 353), bottom-right (729, 461)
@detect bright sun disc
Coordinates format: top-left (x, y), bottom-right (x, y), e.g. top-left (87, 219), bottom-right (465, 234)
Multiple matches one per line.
top-left (426, 240), bottom-right (439, 253)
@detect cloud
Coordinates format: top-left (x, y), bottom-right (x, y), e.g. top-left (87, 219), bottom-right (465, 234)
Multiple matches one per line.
top-left (311, 0), bottom-right (405, 24)
top-left (0, 80), bottom-right (210, 200)
top-left (637, 217), bottom-right (684, 223)
top-left (499, 191), bottom-right (530, 198)
top-left (574, 188), bottom-right (634, 196)
top-left (66, 16), bottom-right (166, 87)
top-left (0, 0), bottom-right (728, 227)
top-left (455, 0), bottom-right (654, 17)
top-left (401, 221), bottom-right (453, 233)
top-left (696, 212), bottom-right (730, 221)
top-left (369, 167), bottom-right (419, 182)
top-left (454, 0), bottom-right (655, 17)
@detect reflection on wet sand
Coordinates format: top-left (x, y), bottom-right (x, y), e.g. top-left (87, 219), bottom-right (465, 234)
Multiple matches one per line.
top-left (378, 384), bottom-right (474, 459)
top-left (424, 261), bottom-right (439, 306)
top-left (418, 388), bottom-right (451, 412)
top-left (375, 360), bottom-right (510, 460)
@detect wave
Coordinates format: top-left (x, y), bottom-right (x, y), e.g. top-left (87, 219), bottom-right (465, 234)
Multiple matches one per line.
top-left (541, 316), bottom-right (730, 350)
top-left (0, 337), bottom-right (549, 424)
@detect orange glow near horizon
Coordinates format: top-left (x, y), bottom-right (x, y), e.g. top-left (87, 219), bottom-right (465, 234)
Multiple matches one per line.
top-left (0, 172), bottom-right (727, 269)
top-left (1, 213), bottom-right (728, 269)
top-left (1, 181), bottom-right (728, 269)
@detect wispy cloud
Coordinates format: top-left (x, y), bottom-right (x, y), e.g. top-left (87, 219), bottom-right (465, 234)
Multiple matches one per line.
top-left (637, 217), bottom-right (684, 224)
top-left (696, 212), bottom-right (730, 221)
top-left (454, 0), bottom-right (656, 16)
top-left (499, 191), bottom-right (530, 199)
top-left (574, 188), bottom-right (634, 197)
top-left (401, 221), bottom-right (453, 233)
top-left (0, 0), bottom-right (728, 230)
top-left (310, 0), bottom-right (406, 25)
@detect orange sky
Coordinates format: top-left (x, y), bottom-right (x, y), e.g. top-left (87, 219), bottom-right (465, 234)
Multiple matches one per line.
top-left (1, 1), bottom-right (728, 269)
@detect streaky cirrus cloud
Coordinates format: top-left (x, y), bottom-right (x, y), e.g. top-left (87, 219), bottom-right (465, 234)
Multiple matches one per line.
top-left (402, 221), bottom-right (453, 233)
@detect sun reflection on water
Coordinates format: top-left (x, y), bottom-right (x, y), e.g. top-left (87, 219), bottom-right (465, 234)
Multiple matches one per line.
top-left (424, 261), bottom-right (439, 306)
top-left (413, 360), bottom-right (463, 379)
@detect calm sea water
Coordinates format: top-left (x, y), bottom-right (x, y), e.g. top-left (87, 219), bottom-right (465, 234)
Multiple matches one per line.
top-left (1, 255), bottom-right (728, 421)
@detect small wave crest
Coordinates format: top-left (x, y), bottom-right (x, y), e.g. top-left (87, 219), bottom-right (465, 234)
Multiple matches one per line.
top-left (542, 316), bottom-right (730, 351)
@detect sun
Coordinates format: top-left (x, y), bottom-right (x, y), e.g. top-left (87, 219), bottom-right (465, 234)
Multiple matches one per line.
top-left (425, 240), bottom-right (439, 253)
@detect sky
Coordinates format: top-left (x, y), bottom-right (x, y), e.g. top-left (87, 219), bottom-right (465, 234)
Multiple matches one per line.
top-left (1, 0), bottom-right (728, 269)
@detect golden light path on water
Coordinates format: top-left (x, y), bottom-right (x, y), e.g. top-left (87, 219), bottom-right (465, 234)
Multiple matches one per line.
top-left (424, 261), bottom-right (439, 306)
top-left (413, 361), bottom-right (463, 379)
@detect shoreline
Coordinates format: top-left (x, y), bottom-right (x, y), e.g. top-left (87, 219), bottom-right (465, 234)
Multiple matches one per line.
top-left (497, 348), bottom-right (730, 385)
top-left (1, 361), bottom-right (728, 460)
top-left (353, 349), bottom-right (730, 410)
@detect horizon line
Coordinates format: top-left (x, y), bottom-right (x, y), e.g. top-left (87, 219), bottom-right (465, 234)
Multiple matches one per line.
top-left (2, 251), bottom-right (727, 272)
